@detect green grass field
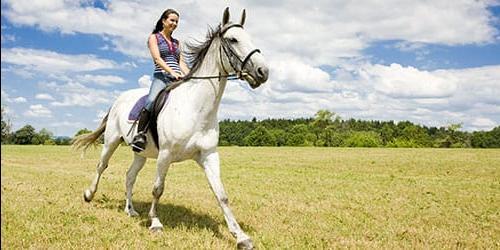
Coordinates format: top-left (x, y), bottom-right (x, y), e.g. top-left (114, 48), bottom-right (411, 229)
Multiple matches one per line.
top-left (1, 145), bottom-right (499, 249)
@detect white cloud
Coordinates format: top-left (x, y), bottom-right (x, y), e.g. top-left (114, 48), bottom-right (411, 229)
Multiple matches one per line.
top-left (138, 75), bottom-right (152, 88)
top-left (1, 1), bottom-right (499, 134)
top-left (362, 63), bottom-right (458, 98)
top-left (268, 58), bottom-right (333, 93)
top-left (441, 65), bottom-right (500, 107)
top-left (12, 97), bottom-right (27, 103)
top-left (2, 89), bottom-right (27, 103)
top-left (1, 47), bottom-right (118, 75)
top-left (332, 63), bottom-right (500, 130)
top-left (24, 104), bottom-right (52, 118)
top-left (49, 121), bottom-right (86, 128)
top-left (223, 83), bottom-right (256, 104)
top-left (471, 117), bottom-right (496, 130)
top-left (1, 34), bottom-right (16, 43)
top-left (41, 81), bottom-right (119, 107)
top-left (1, 89), bottom-right (9, 100)
top-left (219, 62), bottom-right (500, 131)
top-left (35, 93), bottom-right (55, 101)
top-left (2, 0), bottom-right (497, 64)
top-left (76, 74), bottom-right (126, 86)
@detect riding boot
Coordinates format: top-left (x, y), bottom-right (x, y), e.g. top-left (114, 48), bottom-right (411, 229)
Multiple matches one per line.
top-left (131, 108), bottom-right (151, 152)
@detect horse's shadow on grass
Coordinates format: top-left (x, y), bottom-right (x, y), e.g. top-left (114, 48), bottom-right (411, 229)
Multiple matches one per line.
top-left (93, 196), bottom-right (253, 240)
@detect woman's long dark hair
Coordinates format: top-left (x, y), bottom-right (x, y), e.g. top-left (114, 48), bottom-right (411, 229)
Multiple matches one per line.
top-left (152, 9), bottom-right (179, 34)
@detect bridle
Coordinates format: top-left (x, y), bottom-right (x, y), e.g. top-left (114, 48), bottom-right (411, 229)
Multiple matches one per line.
top-left (189, 23), bottom-right (261, 80)
top-left (163, 23), bottom-right (261, 92)
top-left (218, 23), bottom-right (261, 80)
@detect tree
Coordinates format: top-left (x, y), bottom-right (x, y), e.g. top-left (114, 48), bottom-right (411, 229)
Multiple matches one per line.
top-left (486, 126), bottom-right (500, 148)
top-left (1, 107), bottom-right (13, 144)
top-left (311, 110), bottom-right (339, 146)
top-left (287, 124), bottom-right (314, 146)
top-left (317, 125), bottom-right (348, 147)
top-left (399, 124), bottom-right (432, 147)
top-left (380, 123), bottom-right (395, 145)
top-left (471, 126), bottom-right (500, 148)
top-left (75, 128), bottom-right (92, 137)
top-left (269, 129), bottom-right (287, 146)
top-left (311, 110), bottom-right (334, 129)
top-left (33, 128), bottom-right (54, 145)
top-left (13, 125), bottom-right (36, 145)
top-left (44, 139), bottom-right (56, 145)
top-left (344, 131), bottom-right (382, 147)
top-left (219, 119), bottom-right (255, 146)
top-left (437, 123), bottom-right (470, 148)
top-left (243, 126), bottom-right (276, 146)
top-left (54, 136), bottom-right (72, 145)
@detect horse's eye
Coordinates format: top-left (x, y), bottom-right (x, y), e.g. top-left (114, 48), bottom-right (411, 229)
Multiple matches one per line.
top-left (228, 38), bottom-right (238, 43)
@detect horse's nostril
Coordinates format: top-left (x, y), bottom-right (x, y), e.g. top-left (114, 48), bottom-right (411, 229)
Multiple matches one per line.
top-left (257, 67), bottom-right (265, 77)
top-left (256, 66), bottom-right (269, 82)
top-left (258, 67), bottom-right (268, 76)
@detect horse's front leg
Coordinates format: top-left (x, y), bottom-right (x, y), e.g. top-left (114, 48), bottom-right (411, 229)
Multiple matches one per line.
top-left (148, 150), bottom-right (171, 231)
top-left (124, 154), bottom-right (147, 217)
top-left (197, 150), bottom-right (253, 249)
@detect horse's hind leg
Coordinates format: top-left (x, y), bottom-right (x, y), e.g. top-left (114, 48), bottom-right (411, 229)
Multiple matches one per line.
top-left (83, 135), bottom-right (121, 202)
top-left (124, 154), bottom-right (147, 216)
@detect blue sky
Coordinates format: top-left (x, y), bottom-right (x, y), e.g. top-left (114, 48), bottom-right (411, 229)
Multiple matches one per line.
top-left (2, 0), bottom-right (500, 136)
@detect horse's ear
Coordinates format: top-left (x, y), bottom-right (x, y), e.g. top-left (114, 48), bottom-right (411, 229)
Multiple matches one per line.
top-left (240, 9), bottom-right (246, 26)
top-left (222, 7), bottom-right (230, 26)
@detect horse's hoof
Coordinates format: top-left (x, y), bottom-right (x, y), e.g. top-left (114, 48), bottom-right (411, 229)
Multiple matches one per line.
top-left (83, 190), bottom-right (93, 202)
top-left (149, 226), bottom-right (163, 232)
top-left (126, 209), bottom-right (140, 217)
top-left (237, 238), bottom-right (254, 250)
top-left (149, 217), bottom-right (164, 232)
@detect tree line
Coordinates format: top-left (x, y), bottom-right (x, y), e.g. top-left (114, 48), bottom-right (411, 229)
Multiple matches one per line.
top-left (2, 108), bottom-right (499, 148)
top-left (219, 110), bottom-right (499, 148)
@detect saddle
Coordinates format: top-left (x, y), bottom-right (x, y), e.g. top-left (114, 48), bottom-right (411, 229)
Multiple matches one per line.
top-left (128, 88), bottom-right (170, 149)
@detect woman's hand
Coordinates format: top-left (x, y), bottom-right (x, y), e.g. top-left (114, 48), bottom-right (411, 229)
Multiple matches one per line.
top-left (170, 72), bottom-right (183, 80)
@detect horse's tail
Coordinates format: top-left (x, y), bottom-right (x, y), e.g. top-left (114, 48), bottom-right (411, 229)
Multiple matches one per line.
top-left (72, 112), bottom-right (109, 152)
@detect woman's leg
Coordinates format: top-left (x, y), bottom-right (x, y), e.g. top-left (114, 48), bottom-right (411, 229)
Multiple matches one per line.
top-left (131, 75), bottom-right (167, 152)
top-left (145, 76), bottom-right (168, 111)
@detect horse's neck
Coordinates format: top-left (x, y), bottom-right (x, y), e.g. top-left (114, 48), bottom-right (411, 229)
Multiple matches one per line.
top-left (180, 39), bottom-right (226, 123)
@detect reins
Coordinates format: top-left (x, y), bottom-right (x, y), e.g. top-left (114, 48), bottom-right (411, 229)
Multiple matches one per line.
top-left (162, 73), bottom-right (240, 93)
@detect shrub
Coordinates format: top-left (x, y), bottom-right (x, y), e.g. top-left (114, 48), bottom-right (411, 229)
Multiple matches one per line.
top-left (343, 131), bottom-right (382, 147)
top-left (387, 138), bottom-right (421, 148)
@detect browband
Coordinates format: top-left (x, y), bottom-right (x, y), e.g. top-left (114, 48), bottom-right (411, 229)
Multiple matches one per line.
top-left (220, 23), bottom-right (243, 35)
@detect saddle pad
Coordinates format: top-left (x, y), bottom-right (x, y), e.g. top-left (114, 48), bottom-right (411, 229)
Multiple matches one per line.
top-left (128, 95), bottom-right (148, 121)
top-left (127, 88), bottom-right (170, 149)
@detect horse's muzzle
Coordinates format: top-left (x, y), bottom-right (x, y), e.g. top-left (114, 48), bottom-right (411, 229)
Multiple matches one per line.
top-left (245, 66), bottom-right (269, 89)
top-left (255, 66), bottom-right (269, 83)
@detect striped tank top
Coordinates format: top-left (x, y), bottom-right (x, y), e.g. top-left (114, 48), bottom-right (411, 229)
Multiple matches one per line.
top-left (153, 33), bottom-right (181, 75)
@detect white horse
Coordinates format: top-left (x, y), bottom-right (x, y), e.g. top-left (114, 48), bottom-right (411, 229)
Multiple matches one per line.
top-left (72, 8), bottom-right (268, 249)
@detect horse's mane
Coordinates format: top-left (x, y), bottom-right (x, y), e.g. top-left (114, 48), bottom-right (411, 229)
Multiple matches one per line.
top-left (182, 25), bottom-right (222, 80)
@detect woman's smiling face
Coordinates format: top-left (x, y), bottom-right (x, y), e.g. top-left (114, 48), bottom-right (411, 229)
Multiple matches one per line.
top-left (162, 13), bottom-right (179, 33)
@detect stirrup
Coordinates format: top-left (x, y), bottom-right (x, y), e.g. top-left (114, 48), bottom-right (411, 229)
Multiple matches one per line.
top-left (131, 134), bottom-right (147, 152)
top-left (131, 144), bottom-right (145, 152)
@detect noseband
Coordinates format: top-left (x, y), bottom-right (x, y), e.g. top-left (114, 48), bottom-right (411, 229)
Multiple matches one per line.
top-left (219, 24), bottom-right (261, 80)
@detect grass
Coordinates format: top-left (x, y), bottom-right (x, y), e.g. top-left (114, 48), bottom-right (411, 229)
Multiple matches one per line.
top-left (1, 145), bottom-right (499, 249)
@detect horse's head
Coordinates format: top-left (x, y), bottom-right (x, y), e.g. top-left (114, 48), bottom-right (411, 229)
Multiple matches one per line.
top-left (219, 7), bottom-right (269, 89)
